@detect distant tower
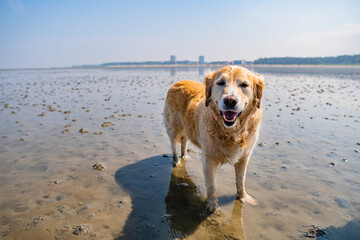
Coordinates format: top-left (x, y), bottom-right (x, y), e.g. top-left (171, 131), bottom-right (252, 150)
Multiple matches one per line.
top-left (199, 55), bottom-right (205, 64)
top-left (170, 55), bottom-right (176, 64)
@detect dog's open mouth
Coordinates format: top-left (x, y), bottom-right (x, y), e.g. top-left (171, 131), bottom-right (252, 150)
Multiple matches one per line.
top-left (220, 111), bottom-right (241, 127)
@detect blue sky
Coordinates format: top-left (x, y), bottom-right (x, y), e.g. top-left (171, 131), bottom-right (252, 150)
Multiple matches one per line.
top-left (1, 0), bottom-right (360, 68)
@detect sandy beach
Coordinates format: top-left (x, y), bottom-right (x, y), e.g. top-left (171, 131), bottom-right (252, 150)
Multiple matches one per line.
top-left (0, 66), bottom-right (359, 239)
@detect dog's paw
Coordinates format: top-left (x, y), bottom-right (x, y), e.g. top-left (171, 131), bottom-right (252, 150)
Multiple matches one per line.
top-left (206, 199), bottom-right (220, 212)
top-left (239, 194), bottom-right (257, 205)
top-left (181, 155), bottom-right (190, 161)
top-left (172, 160), bottom-right (181, 168)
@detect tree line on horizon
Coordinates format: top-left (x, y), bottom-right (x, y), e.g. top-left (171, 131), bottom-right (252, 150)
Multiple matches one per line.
top-left (253, 54), bottom-right (360, 65)
top-left (72, 54), bottom-right (360, 68)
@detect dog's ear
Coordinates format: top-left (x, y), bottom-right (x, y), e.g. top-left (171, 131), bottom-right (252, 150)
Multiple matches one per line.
top-left (204, 72), bottom-right (214, 107)
top-left (254, 73), bottom-right (264, 108)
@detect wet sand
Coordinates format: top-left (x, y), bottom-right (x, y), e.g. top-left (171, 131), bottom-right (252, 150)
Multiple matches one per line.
top-left (0, 66), bottom-right (359, 239)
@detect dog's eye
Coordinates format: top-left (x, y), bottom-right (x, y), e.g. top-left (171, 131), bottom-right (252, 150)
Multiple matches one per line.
top-left (216, 79), bottom-right (226, 86)
top-left (240, 83), bottom-right (249, 88)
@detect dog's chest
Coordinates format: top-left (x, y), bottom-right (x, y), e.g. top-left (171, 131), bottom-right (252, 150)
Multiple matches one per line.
top-left (217, 141), bottom-right (246, 164)
top-left (218, 131), bottom-right (258, 164)
top-left (227, 146), bottom-right (247, 164)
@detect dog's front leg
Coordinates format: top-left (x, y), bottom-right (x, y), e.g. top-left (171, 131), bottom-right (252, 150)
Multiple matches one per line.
top-left (234, 156), bottom-right (257, 205)
top-left (203, 154), bottom-right (220, 211)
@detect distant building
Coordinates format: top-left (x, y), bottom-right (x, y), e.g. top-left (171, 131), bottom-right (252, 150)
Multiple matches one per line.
top-left (170, 55), bottom-right (176, 64)
top-left (199, 56), bottom-right (205, 64)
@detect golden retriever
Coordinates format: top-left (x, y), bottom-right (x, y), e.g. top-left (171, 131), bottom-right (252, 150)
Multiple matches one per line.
top-left (164, 65), bottom-right (264, 211)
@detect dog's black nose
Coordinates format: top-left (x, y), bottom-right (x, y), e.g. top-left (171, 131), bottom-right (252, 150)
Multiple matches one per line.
top-left (223, 96), bottom-right (238, 108)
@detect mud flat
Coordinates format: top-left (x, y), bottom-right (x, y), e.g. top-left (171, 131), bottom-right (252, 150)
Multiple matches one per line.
top-left (0, 66), bottom-right (359, 239)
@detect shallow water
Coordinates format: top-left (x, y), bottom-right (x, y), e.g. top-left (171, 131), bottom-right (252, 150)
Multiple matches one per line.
top-left (0, 66), bottom-right (359, 239)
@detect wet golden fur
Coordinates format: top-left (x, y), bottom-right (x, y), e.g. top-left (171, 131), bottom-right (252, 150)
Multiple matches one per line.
top-left (164, 66), bottom-right (264, 210)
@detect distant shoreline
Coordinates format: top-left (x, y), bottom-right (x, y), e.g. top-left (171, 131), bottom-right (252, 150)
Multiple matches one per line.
top-left (1, 64), bottom-right (360, 71)
top-left (105, 64), bottom-right (360, 68)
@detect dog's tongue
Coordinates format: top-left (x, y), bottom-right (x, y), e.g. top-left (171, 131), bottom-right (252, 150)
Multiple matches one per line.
top-left (223, 111), bottom-right (238, 121)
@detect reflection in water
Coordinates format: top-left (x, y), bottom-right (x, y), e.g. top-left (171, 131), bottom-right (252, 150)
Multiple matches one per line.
top-left (198, 67), bottom-right (205, 76)
top-left (114, 155), bottom-right (246, 239)
top-left (165, 158), bottom-right (245, 239)
top-left (170, 67), bottom-right (176, 76)
top-left (167, 66), bottom-right (208, 77)
top-left (164, 158), bottom-right (207, 238)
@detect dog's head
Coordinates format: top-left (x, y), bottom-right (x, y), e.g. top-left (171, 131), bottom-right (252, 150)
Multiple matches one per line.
top-left (205, 66), bottom-right (264, 128)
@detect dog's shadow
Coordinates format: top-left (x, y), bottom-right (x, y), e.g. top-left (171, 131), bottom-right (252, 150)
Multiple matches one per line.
top-left (114, 155), bottom-right (245, 239)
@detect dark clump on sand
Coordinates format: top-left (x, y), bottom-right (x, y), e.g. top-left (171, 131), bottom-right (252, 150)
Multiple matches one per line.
top-left (73, 224), bottom-right (93, 235)
top-left (93, 162), bottom-right (107, 171)
top-left (79, 128), bottom-right (89, 134)
top-left (61, 129), bottom-right (70, 134)
top-left (101, 122), bottom-right (114, 127)
top-left (305, 225), bottom-right (326, 238)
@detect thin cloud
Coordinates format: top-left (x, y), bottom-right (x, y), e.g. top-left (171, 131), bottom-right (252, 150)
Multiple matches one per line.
top-left (6, 0), bottom-right (26, 15)
top-left (33, 36), bottom-right (152, 44)
top-left (290, 23), bottom-right (360, 56)
top-left (296, 23), bottom-right (360, 42)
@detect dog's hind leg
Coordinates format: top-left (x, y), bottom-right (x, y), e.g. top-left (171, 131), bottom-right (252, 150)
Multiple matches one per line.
top-left (180, 135), bottom-right (188, 159)
top-left (166, 125), bottom-right (183, 167)
top-left (170, 136), bottom-right (179, 167)
top-left (164, 106), bottom-right (181, 167)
